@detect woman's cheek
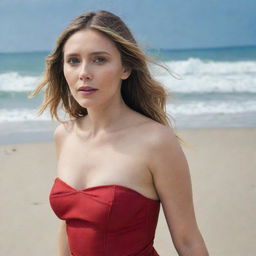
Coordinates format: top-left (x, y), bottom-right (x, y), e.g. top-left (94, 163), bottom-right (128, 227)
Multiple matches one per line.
top-left (64, 68), bottom-right (76, 87)
top-left (101, 68), bottom-right (120, 84)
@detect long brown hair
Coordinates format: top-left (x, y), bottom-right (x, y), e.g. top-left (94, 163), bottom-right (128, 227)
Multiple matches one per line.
top-left (29, 10), bottom-right (184, 144)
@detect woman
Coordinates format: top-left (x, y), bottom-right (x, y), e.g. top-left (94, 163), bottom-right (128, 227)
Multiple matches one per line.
top-left (30, 10), bottom-right (209, 256)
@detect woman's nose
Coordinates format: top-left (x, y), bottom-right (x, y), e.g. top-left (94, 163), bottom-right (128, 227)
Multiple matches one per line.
top-left (79, 63), bottom-right (93, 81)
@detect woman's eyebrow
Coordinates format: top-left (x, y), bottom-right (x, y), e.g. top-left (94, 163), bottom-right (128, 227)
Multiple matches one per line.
top-left (64, 53), bottom-right (78, 58)
top-left (90, 51), bottom-right (111, 55)
top-left (65, 51), bottom-right (111, 57)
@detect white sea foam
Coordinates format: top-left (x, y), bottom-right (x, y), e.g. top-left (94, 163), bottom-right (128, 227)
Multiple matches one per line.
top-left (0, 108), bottom-right (51, 122)
top-left (0, 108), bottom-right (69, 122)
top-left (156, 74), bottom-right (256, 93)
top-left (1, 100), bottom-right (255, 122)
top-left (167, 100), bottom-right (256, 115)
top-left (150, 58), bottom-right (256, 93)
top-left (1, 58), bottom-right (256, 123)
top-left (150, 58), bottom-right (256, 76)
top-left (0, 72), bottom-right (40, 92)
top-left (1, 59), bottom-right (256, 93)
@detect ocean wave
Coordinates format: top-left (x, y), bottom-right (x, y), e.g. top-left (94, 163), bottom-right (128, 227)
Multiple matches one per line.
top-left (150, 58), bottom-right (256, 76)
top-left (1, 59), bottom-right (256, 94)
top-left (167, 100), bottom-right (256, 115)
top-left (0, 108), bottom-right (51, 122)
top-left (1, 100), bottom-right (256, 122)
top-left (0, 72), bottom-right (40, 92)
top-left (150, 58), bottom-right (256, 93)
top-left (158, 74), bottom-right (256, 93)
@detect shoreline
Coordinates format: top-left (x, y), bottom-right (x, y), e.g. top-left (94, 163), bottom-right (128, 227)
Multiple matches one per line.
top-left (1, 113), bottom-right (256, 145)
top-left (1, 126), bottom-right (256, 146)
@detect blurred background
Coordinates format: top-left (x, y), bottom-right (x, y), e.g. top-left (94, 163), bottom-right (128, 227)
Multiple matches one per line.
top-left (0, 0), bottom-right (255, 144)
top-left (0, 1), bottom-right (255, 256)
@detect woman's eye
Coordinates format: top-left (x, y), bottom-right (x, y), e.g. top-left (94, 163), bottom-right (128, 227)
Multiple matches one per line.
top-left (93, 57), bottom-right (106, 63)
top-left (67, 58), bottom-right (80, 64)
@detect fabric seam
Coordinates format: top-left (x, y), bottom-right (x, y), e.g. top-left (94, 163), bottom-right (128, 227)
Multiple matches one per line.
top-left (104, 185), bottom-right (116, 256)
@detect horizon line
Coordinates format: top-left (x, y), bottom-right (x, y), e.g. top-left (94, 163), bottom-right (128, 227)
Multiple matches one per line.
top-left (0, 44), bottom-right (256, 54)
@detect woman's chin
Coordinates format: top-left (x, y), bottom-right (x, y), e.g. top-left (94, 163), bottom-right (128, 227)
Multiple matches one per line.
top-left (77, 101), bottom-right (97, 109)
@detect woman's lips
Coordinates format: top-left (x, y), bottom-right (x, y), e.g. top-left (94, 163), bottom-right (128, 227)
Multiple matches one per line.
top-left (79, 89), bottom-right (98, 95)
top-left (78, 86), bottom-right (97, 91)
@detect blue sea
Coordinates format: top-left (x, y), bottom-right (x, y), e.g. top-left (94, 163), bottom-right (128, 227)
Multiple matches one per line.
top-left (0, 45), bottom-right (256, 144)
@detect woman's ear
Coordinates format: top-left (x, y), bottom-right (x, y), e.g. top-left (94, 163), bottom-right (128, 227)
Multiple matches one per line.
top-left (121, 66), bottom-right (132, 80)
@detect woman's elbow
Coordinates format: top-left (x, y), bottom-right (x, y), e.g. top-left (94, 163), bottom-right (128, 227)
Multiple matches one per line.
top-left (174, 230), bottom-right (209, 256)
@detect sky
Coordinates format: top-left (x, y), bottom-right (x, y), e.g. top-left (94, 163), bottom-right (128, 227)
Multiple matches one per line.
top-left (0, 0), bottom-right (255, 53)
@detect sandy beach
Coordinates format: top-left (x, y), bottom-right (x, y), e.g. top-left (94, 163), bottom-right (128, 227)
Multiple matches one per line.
top-left (0, 128), bottom-right (255, 256)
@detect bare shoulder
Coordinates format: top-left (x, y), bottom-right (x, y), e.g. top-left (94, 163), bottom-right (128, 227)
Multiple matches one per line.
top-left (53, 120), bottom-right (75, 159)
top-left (143, 121), bottom-right (187, 178)
top-left (53, 120), bottom-right (75, 140)
top-left (143, 120), bottom-right (181, 153)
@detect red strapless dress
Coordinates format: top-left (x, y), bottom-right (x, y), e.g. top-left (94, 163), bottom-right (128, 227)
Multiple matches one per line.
top-left (49, 177), bottom-right (161, 256)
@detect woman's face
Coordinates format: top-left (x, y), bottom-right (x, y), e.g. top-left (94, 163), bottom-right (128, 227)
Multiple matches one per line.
top-left (63, 29), bottom-right (130, 108)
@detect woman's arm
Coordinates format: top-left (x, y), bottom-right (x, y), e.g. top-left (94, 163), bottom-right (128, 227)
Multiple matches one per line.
top-left (57, 220), bottom-right (71, 256)
top-left (148, 126), bottom-right (209, 256)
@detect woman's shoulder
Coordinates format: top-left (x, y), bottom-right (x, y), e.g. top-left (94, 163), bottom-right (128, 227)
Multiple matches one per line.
top-left (53, 119), bottom-right (76, 141)
top-left (138, 116), bottom-right (179, 151)
top-left (137, 113), bottom-right (175, 136)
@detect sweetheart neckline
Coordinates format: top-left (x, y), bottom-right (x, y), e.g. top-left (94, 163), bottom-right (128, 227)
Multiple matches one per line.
top-left (54, 177), bottom-right (160, 202)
